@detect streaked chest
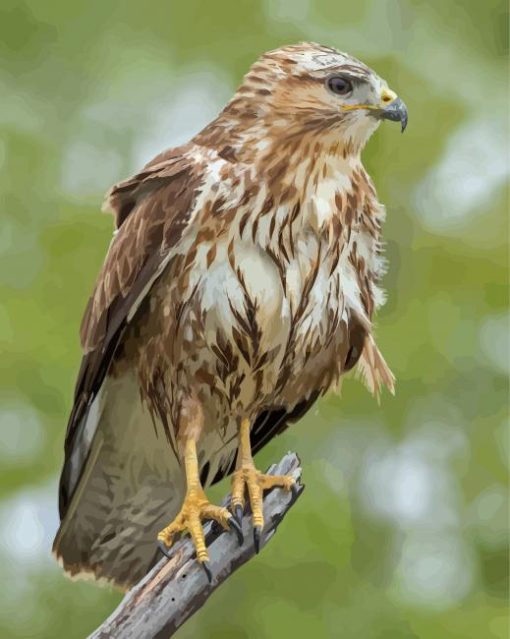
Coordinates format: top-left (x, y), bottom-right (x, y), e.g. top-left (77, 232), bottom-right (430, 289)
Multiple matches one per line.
top-left (183, 160), bottom-right (384, 398)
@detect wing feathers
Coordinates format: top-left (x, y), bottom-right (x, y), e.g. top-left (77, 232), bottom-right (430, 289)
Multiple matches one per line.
top-left (80, 152), bottom-right (200, 352)
top-left (59, 148), bottom-right (205, 519)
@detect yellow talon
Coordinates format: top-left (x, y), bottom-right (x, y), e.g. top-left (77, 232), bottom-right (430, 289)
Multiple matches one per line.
top-left (157, 438), bottom-right (237, 567)
top-left (231, 418), bottom-right (296, 540)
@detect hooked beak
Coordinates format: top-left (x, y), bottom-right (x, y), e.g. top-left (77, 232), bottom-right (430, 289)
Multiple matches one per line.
top-left (342, 86), bottom-right (409, 133)
top-left (375, 96), bottom-right (408, 133)
top-left (373, 88), bottom-right (408, 132)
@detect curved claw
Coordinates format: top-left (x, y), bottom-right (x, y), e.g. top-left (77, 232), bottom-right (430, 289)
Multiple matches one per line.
top-left (253, 525), bottom-right (262, 554)
top-left (234, 503), bottom-right (244, 526)
top-left (201, 560), bottom-right (212, 583)
top-left (290, 481), bottom-right (299, 501)
top-left (157, 540), bottom-right (172, 560)
top-left (228, 515), bottom-right (244, 545)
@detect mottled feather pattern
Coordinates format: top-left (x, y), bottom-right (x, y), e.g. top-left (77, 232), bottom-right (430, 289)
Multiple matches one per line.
top-left (120, 142), bottom-right (391, 450)
top-left (80, 149), bottom-right (200, 352)
top-left (54, 42), bottom-right (399, 588)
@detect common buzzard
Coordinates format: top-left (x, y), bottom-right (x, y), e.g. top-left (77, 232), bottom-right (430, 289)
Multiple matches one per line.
top-left (53, 42), bottom-right (407, 588)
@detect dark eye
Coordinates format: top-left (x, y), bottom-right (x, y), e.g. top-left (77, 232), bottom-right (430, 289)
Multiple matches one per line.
top-left (327, 76), bottom-right (353, 96)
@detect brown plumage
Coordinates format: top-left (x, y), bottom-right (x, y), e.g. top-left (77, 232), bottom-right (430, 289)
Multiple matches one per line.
top-left (53, 42), bottom-right (406, 589)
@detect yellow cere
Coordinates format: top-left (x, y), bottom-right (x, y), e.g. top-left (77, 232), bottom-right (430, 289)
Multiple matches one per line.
top-left (341, 87), bottom-right (397, 112)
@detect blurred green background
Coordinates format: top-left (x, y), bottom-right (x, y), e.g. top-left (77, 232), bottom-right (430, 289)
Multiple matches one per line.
top-left (0, 1), bottom-right (508, 637)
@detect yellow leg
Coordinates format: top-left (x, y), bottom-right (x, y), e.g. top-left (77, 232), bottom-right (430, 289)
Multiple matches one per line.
top-left (231, 418), bottom-right (296, 552)
top-left (157, 438), bottom-right (242, 581)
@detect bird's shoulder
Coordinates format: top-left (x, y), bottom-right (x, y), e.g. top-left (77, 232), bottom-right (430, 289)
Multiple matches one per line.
top-left (79, 143), bottom-right (234, 354)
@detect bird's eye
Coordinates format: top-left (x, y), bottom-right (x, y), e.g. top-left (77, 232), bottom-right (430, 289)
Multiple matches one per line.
top-left (327, 76), bottom-right (353, 96)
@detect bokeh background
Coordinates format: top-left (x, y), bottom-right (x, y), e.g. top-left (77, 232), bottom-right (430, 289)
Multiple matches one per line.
top-left (0, 1), bottom-right (508, 637)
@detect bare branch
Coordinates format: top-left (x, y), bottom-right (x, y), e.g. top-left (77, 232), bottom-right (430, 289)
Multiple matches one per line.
top-left (88, 452), bottom-right (304, 639)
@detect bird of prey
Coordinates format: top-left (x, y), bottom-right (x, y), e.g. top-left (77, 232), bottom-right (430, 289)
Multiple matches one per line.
top-left (53, 42), bottom-right (407, 589)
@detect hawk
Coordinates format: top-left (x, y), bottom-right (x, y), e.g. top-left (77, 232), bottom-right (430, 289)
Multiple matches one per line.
top-left (53, 42), bottom-right (407, 589)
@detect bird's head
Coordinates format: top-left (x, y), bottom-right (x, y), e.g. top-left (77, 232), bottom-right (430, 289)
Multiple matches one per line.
top-left (203, 42), bottom-right (407, 161)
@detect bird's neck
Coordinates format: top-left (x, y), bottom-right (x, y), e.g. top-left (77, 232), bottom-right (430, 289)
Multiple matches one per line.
top-left (194, 110), bottom-right (381, 239)
top-left (194, 105), bottom-right (367, 168)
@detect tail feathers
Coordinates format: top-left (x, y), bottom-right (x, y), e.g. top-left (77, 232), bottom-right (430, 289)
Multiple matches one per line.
top-left (52, 477), bottom-right (180, 590)
top-left (52, 372), bottom-right (185, 590)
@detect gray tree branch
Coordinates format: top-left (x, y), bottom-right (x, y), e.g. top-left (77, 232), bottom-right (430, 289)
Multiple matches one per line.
top-left (88, 452), bottom-right (304, 639)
